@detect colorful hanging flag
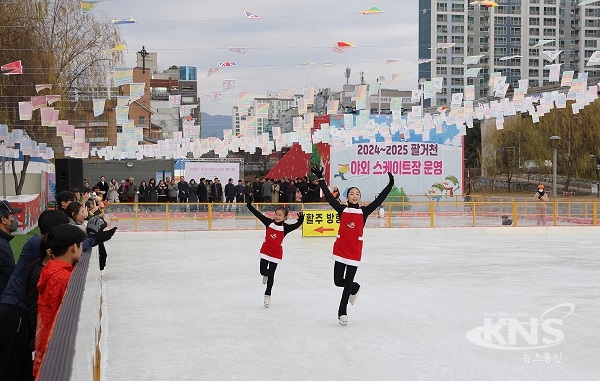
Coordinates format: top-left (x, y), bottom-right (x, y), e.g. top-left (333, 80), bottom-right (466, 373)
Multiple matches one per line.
top-left (360, 6), bottom-right (384, 15)
top-left (415, 58), bottom-right (433, 64)
top-left (222, 79), bottom-right (237, 92)
top-left (207, 67), bottom-right (220, 78)
top-left (169, 95), bottom-right (181, 108)
top-left (93, 99), bottom-right (106, 117)
top-left (113, 67), bottom-right (133, 86)
top-left (321, 63), bottom-right (337, 67)
top-left (463, 55), bottom-right (485, 65)
top-left (540, 50), bottom-right (563, 62)
top-left (385, 59), bottom-right (400, 64)
top-left (498, 55), bottom-right (523, 61)
top-left (106, 44), bottom-right (126, 53)
top-left (81, 1), bottom-right (100, 14)
top-left (31, 96), bottom-right (46, 110)
top-left (368, 82), bottom-right (381, 96)
top-left (35, 84), bottom-right (53, 93)
top-left (433, 43), bottom-right (455, 49)
top-left (332, 41), bottom-right (356, 53)
top-left (46, 95), bottom-right (61, 105)
top-left (256, 103), bottom-right (269, 118)
top-left (19, 102), bottom-right (33, 121)
top-left (218, 61), bottom-right (237, 67)
top-left (112, 16), bottom-right (136, 24)
top-left (579, 0), bottom-right (600, 5)
top-left (1, 60), bottom-right (22, 75)
top-left (129, 83), bottom-right (145, 101)
top-left (532, 39), bottom-right (555, 47)
top-left (296, 61), bottom-right (315, 67)
top-left (238, 91), bottom-right (250, 109)
top-left (243, 10), bottom-right (262, 19)
top-left (209, 91), bottom-right (222, 103)
top-left (586, 50), bottom-right (600, 66)
top-left (228, 47), bottom-right (248, 54)
top-left (388, 73), bottom-right (403, 85)
top-left (327, 100), bottom-right (339, 115)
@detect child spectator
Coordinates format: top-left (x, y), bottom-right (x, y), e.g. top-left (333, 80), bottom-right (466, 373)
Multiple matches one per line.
top-left (312, 166), bottom-right (394, 326)
top-left (33, 224), bottom-right (86, 377)
top-left (246, 197), bottom-right (304, 307)
top-left (0, 210), bottom-right (69, 380)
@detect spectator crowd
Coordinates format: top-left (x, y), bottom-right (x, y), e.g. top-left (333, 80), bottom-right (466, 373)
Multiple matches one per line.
top-left (80, 175), bottom-right (342, 205)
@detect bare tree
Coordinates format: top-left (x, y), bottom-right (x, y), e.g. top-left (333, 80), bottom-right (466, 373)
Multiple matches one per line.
top-left (0, 0), bottom-right (124, 194)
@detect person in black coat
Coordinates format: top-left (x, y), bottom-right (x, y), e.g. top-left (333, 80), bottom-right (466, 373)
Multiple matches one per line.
top-left (95, 176), bottom-right (109, 197)
top-left (279, 179), bottom-right (289, 203)
top-left (244, 181), bottom-right (253, 209)
top-left (252, 177), bottom-right (262, 202)
top-left (224, 178), bottom-right (236, 212)
top-left (197, 178), bottom-right (208, 211)
top-left (178, 176), bottom-right (189, 203)
top-left (211, 178), bottom-right (223, 203)
top-left (234, 180), bottom-right (245, 203)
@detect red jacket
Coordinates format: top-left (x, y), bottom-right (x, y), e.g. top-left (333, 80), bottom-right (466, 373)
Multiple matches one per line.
top-left (33, 260), bottom-right (74, 377)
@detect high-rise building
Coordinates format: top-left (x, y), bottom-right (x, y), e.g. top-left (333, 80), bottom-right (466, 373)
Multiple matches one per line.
top-left (419, 0), bottom-right (600, 106)
top-left (232, 93), bottom-right (301, 136)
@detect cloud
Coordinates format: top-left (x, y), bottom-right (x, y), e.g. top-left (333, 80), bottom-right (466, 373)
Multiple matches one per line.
top-left (98, 0), bottom-right (421, 115)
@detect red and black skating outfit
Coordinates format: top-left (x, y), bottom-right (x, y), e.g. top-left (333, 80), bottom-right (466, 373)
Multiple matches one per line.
top-left (319, 172), bottom-right (394, 318)
top-left (247, 201), bottom-right (303, 296)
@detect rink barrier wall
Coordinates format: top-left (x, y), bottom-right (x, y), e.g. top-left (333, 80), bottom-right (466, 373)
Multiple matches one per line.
top-left (37, 247), bottom-right (102, 381)
top-left (109, 226), bottom-right (600, 242)
top-left (102, 200), bottom-right (600, 231)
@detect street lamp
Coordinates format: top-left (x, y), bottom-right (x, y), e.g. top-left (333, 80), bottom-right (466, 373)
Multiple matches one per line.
top-left (549, 136), bottom-right (561, 197)
top-left (376, 76), bottom-right (385, 115)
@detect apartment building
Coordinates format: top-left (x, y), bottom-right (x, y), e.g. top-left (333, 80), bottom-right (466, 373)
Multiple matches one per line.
top-left (419, 0), bottom-right (600, 106)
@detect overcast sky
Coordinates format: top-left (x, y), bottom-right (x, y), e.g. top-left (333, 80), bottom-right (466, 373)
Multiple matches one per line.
top-left (98, 1), bottom-right (423, 115)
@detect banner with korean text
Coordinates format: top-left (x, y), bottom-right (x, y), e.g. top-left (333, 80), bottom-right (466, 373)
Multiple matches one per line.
top-left (184, 161), bottom-right (241, 181)
top-left (328, 114), bottom-right (463, 201)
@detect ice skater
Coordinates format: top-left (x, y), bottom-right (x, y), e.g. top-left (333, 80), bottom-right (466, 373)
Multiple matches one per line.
top-left (311, 166), bottom-right (394, 326)
top-left (246, 197), bottom-right (304, 307)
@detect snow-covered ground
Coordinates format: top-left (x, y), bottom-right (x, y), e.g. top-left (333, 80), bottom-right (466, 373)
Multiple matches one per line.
top-left (101, 228), bottom-right (600, 381)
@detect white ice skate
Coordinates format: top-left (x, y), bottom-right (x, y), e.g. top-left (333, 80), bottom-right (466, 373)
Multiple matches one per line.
top-left (338, 315), bottom-right (348, 326)
top-left (262, 276), bottom-right (268, 285)
top-left (349, 285), bottom-right (361, 305)
top-left (264, 295), bottom-right (271, 308)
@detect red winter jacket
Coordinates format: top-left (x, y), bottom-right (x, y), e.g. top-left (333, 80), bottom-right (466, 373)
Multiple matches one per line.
top-left (33, 260), bottom-right (74, 377)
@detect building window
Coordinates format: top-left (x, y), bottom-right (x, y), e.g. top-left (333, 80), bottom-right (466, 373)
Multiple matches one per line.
top-left (437, 14), bottom-right (447, 22)
top-left (451, 15), bottom-right (464, 23)
top-left (451, 3), bottom-right (464, 12)
top-left (139, 116), bottom-right (145, 126)
top-left (530, 17), bottom-right (540, 25)
top-left (437, 67), bottom-right (448, 75)
top-left (437, 2), bottom-right (447, 12)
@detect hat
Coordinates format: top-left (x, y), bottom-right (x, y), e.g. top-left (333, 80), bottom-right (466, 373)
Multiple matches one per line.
top-left (538, 184), bottom-right (544, 189)
top-left (0, 200), bottom-right (23, 216)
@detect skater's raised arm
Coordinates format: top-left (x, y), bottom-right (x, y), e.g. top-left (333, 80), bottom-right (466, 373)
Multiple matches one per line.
top-left (246, 198), bottom-right (272, 227)
top-left (284, 212), bottom-right (304, 235)
top-left (363, 172), bottom-right (395, 216)
top-left (311, 166), bottom-right (345, 214)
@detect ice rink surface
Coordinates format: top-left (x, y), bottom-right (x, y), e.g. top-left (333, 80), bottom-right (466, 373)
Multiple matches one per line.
top-left (101, 228), bottom-right (600, 381)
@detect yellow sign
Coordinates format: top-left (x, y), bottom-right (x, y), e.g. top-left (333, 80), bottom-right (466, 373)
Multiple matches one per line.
top-left (302, 210), bottom-right (340, 237)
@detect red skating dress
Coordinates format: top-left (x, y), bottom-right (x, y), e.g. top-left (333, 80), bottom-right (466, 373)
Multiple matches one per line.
top-left (332, 207), bottom-right (364, 266)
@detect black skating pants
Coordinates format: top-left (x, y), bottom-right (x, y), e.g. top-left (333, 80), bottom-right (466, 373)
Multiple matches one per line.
top-left (334, 261), bottom-right (359, 317)
top-left (260, 258), bottom-right (278, 296)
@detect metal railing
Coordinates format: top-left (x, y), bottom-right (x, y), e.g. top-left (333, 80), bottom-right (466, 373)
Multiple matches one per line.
top-left (102, 200), bottom-right (600, 231)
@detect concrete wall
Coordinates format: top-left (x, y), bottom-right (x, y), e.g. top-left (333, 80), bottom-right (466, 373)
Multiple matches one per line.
top-left (0, 160), bottom-right (53, 197)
